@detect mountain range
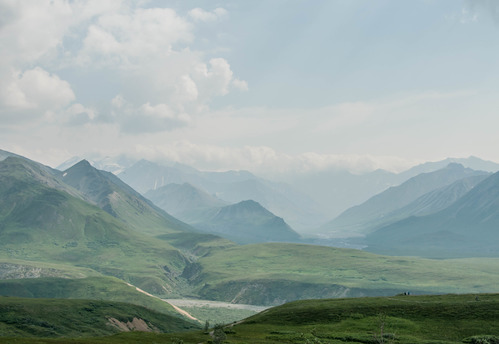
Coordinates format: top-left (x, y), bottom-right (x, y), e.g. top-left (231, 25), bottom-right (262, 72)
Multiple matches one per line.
top-left (365, 169), bottom-right (499, 257)
top-left (145, 183), bottom-right (301, 244)
top-left (3, 149), bottom-right (499, 308)
top-left (58, 154), bottom-right (499, 234)
top-left (118, 159), bottom-right (327, 231)
top-left (320, 163), bottom-right (490, 237)
top-left (0, 156), bottom-right (216, 295)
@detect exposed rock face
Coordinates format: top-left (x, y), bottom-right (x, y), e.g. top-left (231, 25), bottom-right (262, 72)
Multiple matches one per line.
top-left (107, 317), bottom-right (158, 332)
top-left (0, 263), bottom-right (75, 279)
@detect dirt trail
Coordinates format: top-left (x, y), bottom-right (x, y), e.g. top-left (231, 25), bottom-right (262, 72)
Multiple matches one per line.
top-left (169, 303), bottom-right (200, 322)
top-left (125, 282), bottom-right (201, 323)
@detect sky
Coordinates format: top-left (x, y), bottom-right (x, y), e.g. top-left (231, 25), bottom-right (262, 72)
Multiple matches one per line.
top-left (1, 0), bottom-right (499, 177)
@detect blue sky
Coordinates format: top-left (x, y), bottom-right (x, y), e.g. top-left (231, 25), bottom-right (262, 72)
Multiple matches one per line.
top-left (1, 0), bottom-right (498, 176)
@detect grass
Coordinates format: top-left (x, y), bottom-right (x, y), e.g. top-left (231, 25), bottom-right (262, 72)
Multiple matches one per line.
top-left (0, 276), bottom-right (192, 320)
top-left (0, 179), bottom-right (190, 296)
top-left (195, 243), bottom-right (499, 304)
top-left (180, 305), bottom-right (258, 324)
top-left (2, 293), bottom-right (499, 343)
top-left (0, 296), bottom-right (199, 339)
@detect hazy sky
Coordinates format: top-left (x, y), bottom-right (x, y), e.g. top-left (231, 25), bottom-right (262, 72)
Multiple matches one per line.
top-left (1, 0), bottom-right (499, 176)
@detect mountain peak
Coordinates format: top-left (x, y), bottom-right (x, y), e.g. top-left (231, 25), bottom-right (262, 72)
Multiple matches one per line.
top-left (70, 159), bottom-right (93, 169)
top-left (445, 162), bottom-right (464, 169)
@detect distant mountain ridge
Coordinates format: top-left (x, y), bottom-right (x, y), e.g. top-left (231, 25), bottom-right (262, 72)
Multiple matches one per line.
top-left (145, 182), bottom-right (227, 223)
top-left (366, 169), bottom-right (499, 257)
top-left (119, 159), bottom-right (327, 231)
top-left (190, 200), bottom-right (302, 244)
top-left (320, 163), bottom-right (490, 237)
top-left (57, 154), bottom-right (499, 232)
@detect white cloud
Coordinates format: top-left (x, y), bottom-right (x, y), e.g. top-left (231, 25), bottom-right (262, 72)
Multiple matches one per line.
top-left (78, 7), bottom-right (193, 67)
top-left (0, 67), bottom-right (75, 113)
top-left (110, 96), bottom-right (191, 134)
top-left (0, 1), bottom-right (72, 64)
top-left (232, 78), bottom-right (249, 91)
top-left (188, 7), bottom-right (228, 22)
top-left (464, 0), bottom-right (499, 23)
top-left (131, 142), bottom-right (416, 176)
top-left (65, 103), bottom-right (97, 125)
top-left (0, 1), bottom-right (247, 135)
top-left (192, 58), bottom-right (234, 97)
top-left (72, 6), bottom-right (246, 132)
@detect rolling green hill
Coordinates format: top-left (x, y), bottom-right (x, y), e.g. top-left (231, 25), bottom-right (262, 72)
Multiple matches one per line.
top-left (0, 296), bottom-right (198, 338)
top-left (0, 276), bottom-right (187, 319)
top-left (227, 293), bottom-right (499, 344)
top-left (193, 243), bottom-right (499, 305)
top-left (3, 293), bottom-right (498, 343)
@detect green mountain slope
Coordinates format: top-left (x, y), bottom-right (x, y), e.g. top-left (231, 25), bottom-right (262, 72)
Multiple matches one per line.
top-left (366, 170), bottom-right (499, 258)
top-left (321, 163), bottom-right (488, 237)
top-left (0, 157), bottom-right (189, 295)
top-left (62, 160), bottom-right (193, 235)
top-left (0, 296), bottom-right (198, 338)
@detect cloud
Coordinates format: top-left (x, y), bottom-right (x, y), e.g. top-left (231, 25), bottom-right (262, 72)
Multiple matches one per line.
top-left (110, 95), bottom-right (191, 134)
top-left (78, 7), bottom-right (193, 67)
top-left (463, 0), bottom-right (499, 23)
top-left (232, 78), bottom-right (249, 91)
top-left (65, 103), bottom-right (97, 126)
top-left (192, 58), bottom-right (234, 97)
top-left (0, 67), bottom-right (75, 116)
top-left (188, 8), bottom-right (228, 22)
top-left (72, 5), bottom-right (245, 131)
top-left (0, 1), bottom-right (247, 135)
top-left (131, 142), bottom-right (416, 176)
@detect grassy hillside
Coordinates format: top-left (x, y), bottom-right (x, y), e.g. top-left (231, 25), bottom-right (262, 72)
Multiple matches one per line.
top-left (227, 293), bottom-right (499, 343)
top-left (2, 293), bottom-right (499, 343)
top-left (0, 296), bottom-right (198, 338)
top-left (0, 258), bottom-right (101, 279)
top-left (194, 243), bottom-right (499, 305)
top-left (0, 276), bottom-right (188, 319)
top-left (0, 157), bottom-right (191, 295)
top-left (62, 160), bottom-right (193, 236)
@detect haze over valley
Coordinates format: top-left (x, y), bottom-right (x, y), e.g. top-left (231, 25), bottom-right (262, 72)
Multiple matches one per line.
top-left (2, 1), bottom-right (499, 343)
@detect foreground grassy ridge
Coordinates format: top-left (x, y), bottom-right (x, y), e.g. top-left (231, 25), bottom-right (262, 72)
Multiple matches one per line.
top-left (230, 293), bottom-right (499, 343)
top-left (0, 297), bottom-right (199, 338)
top-left (0, 276), bottom-right (188, 319)
top-left (195, 243), bottom-right (499, 304)
top-left (2, 293), bottom-right (499, 343)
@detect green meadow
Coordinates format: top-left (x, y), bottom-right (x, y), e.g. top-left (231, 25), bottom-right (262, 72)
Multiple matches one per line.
top-left (194, 243), bottom-right (499, 304)
top-left (2, 293), bottom-right (499, 343)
